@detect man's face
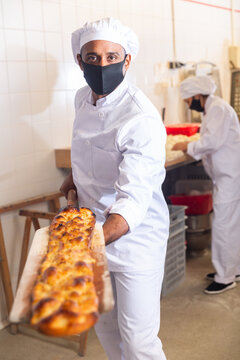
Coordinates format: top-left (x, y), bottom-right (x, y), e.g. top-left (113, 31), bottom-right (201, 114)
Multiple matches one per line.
top-left (184, 94), bottom-right (201, 108)
top-left (77, 40), bottom-right (131, 74)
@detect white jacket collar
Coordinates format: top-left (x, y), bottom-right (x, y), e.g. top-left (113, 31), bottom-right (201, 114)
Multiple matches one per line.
top-left (87, 77), bottom-right (129, 107)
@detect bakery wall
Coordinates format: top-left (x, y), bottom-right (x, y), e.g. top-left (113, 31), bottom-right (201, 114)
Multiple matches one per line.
top-left (0, 0), bottom-right (240, 326)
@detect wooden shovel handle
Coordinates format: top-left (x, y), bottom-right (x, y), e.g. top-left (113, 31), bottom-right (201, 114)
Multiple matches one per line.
top-left (67, 189), bottom-right (77, 207)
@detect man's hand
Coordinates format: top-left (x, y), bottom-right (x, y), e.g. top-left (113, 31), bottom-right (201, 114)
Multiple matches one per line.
top-left (60, 169), bottom-right (77, 199)
top-left (103, 213), bottom-right (129, 245)
top-left (172, 141), bottom-right (189, 152)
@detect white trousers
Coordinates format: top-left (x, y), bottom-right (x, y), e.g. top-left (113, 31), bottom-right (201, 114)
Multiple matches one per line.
top-left (212, 199), bottom-right (240, 284)
top-left (95, 269), bottom-right (166, 360)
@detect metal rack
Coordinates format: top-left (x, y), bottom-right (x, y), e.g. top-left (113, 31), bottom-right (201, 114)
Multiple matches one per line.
top-left (162, 205), bottom-right (187, 297)
top-left (230, 69), bottom-right (240, 120)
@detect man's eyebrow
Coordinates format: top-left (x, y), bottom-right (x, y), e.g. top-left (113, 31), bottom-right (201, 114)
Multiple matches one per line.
top-left (85, 51), bottom-right (121, 56)
top-left (107, 51), bottom-right (121, 56)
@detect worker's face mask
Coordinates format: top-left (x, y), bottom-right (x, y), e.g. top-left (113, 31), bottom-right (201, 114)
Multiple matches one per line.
top-left (81, 56), bottom-right (127, 95)
top-left (189, 98), bottom-right (204, 112)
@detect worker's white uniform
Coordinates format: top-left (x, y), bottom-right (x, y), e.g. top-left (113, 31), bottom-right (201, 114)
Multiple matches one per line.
top-left (187, 95), bottom-right (240, 284)
top-left (71, 78), bottom-right (169, 359)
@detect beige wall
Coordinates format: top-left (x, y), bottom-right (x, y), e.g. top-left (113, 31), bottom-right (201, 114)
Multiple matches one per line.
top-left (0, 0), bottom-right (240, 325)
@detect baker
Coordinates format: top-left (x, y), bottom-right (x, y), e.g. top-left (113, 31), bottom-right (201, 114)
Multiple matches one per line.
top-left (173, 75), bottom-right (240, 295)
top-left (60, 17), bottom-right (169, 360)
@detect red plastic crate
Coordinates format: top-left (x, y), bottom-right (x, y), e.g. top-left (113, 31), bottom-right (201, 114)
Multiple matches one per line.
top-left (169, 194), bottom-right (213, 215)
top-left (165, 123), bottom-right (200, 136)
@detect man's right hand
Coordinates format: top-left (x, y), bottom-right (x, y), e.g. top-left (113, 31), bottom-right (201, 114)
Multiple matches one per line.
top-left (60, 169), bottom-right (78, 199)
top-left (172, 141), bottom-right (189, 152)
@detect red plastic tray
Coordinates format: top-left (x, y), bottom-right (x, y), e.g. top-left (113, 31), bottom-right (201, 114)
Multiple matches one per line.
top-left (165, 123), bottom-right (200, 136)
top-left (169, 194), bottom-right (213, 215)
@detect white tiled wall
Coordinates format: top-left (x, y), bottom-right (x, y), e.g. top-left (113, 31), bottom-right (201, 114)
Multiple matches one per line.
top-left (0, 0), bottom-right (240, 324)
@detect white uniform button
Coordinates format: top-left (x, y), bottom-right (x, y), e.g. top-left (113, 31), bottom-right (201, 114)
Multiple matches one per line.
top-left (98, 111), bottom-right (104, 118)
top-left (86, 140), bottom-right (90, 145)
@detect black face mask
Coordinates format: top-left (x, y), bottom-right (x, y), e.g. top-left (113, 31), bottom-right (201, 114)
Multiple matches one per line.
top-left (189, 99), bottom-right (204, 112)
top-left (81, 57), bottom-right (126, 95)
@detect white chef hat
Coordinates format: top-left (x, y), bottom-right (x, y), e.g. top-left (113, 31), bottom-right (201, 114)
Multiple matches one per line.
top-left (71, 17), bottom-right (139, 64)
top-left (180, 76), bottom-right (217, 99)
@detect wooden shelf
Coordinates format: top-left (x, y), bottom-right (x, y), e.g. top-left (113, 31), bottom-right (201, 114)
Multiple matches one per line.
top-left (55, 148), bottom-right (71, 168)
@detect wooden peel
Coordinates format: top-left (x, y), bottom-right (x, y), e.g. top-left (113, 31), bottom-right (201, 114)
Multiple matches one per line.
top-left (9, 224), bottom-right (114, 324)
top-left (9, 188), bottom-right (114, 325)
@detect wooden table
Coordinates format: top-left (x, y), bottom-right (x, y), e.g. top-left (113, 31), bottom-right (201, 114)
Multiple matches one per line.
top-left (165, 154), bottom-right (197, 171)
top-left (55, 148), bottom-right (196, 171)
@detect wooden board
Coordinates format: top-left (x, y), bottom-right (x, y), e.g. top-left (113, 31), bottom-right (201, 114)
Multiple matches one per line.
top-left (9, 223), bottom-right (114, 324)
top-left (165, 153), bottom-right (195, 170)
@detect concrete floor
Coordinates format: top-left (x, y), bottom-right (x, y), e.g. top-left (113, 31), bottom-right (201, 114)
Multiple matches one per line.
top-left (1, 249), bottom-right (240, 360)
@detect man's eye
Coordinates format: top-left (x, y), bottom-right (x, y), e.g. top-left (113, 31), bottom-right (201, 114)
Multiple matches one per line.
top-left (108, 55), bottom-right (118, 61)
top-left (86, 56), bottom-right (97, 63)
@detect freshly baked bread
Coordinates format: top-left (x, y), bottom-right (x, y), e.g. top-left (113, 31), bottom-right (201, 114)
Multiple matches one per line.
top-left (30, 207), bottom-right (99, 336)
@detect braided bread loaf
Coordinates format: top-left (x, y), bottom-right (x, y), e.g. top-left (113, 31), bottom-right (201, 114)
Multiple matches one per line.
top-left (30, 207), bottom-right (99, 336)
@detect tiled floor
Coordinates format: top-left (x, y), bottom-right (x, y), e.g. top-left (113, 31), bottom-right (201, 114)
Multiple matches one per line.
top-left (1, 249), bottom-right (240, 360)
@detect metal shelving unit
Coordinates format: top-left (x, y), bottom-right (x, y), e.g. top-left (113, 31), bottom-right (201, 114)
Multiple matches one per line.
top-left (230, 69), bottom-right (240, 120)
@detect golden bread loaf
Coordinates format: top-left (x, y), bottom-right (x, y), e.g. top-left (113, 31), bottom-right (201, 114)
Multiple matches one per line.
top-left (30, 207), bottom-right (99, 336)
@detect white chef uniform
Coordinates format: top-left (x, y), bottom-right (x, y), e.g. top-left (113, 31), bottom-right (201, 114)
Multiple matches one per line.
top-left (187, 94), bottom-right (240, 284)
top-left (71, 77), bottom-right (169, 359)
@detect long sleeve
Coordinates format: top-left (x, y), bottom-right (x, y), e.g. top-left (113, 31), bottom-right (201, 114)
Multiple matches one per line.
top-left (187, 105), bottom-right (230, 160)
top-left (107, 115), bottom-right (166, 231)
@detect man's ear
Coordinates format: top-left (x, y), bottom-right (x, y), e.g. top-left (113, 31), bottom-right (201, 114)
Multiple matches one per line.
top-left (124, 54), bottom-right (131, 72)
top-left (77, 54), bottom-right (83, 70)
